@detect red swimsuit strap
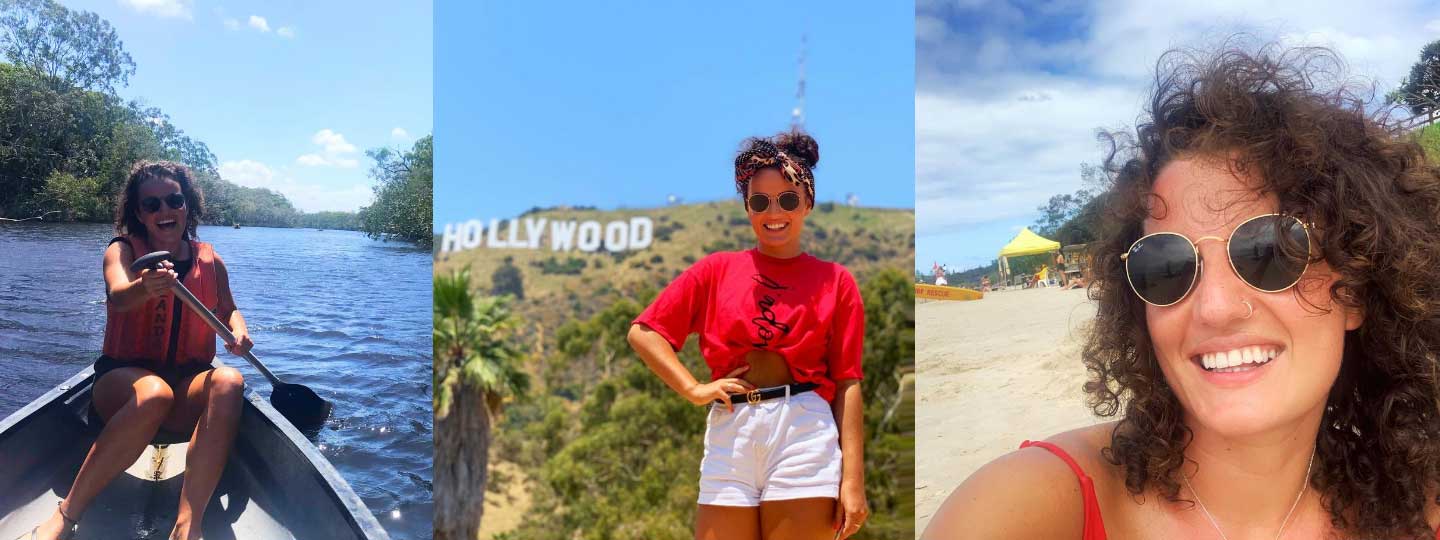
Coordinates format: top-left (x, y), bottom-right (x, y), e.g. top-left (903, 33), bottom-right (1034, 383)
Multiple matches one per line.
top-left (1020, 440), bottom-right (1108, 540)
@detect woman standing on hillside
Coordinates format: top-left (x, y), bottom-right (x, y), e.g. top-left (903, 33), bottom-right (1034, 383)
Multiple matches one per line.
top-left (628, 131), bottom-right (869, 540)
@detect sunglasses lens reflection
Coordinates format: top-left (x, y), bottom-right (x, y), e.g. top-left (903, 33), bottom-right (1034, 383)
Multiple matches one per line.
top-left (1127, 234), bottom-right (1198, 305)
top-left (141, 193), bottom-right (186, 213)
top-left (779, 192), bottom-right (801, 211)
top-left (1230, 215), bottom-right (1308, 292)
top-left (748, 194), bottom-right (770, 212)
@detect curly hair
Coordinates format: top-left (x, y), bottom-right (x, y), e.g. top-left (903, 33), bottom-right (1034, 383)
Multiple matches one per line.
top-left (115, 160), bottom-right (205, 241)
top-left (1085, 42), bottom-right (1440, 538)
top-left (734, 130), bottom-right (819, 209)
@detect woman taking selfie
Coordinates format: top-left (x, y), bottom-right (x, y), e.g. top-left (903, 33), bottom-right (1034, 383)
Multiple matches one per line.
top-left (927, 45), bottom-right (1440, 539)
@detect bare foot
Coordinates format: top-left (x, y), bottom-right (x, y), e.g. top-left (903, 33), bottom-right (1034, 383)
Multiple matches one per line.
top-left (168, 519), bottom-right (201, 540)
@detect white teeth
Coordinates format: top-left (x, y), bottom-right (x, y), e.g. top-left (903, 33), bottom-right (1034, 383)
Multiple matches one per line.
top-left (1199, 345), bottom-right (1278, 371)
top-left (764, 223), bottom-right (786, 230)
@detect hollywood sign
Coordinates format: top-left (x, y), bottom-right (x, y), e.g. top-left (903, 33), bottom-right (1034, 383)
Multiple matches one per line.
top-left (439, 217), bottom-right (654, 254)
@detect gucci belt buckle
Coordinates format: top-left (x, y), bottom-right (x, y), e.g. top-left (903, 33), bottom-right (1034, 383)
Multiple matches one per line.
top-left (746, 389), bottom-right (762, 406)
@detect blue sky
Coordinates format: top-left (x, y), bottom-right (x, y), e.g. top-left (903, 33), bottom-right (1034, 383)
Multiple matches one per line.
top-left (63, 0), bottom-right (432, 213)
top-left (916, 0), bottom-right (1440, 272)
top-left (434, 1), bottom-right (915, 230)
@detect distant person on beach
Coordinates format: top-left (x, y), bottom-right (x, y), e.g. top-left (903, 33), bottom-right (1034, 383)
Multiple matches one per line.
top-left (629, 131), bottom-right (869, 539)
top-left (926, 44), bottom-right (1440, 539)
top-left (31, 161), bottom-right (251, 540)
top-left (1055, 252), bottom-right (1068, 287)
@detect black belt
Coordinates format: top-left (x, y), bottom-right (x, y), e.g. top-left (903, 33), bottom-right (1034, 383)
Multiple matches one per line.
top-left (720, 382), bottom-right (819, 406)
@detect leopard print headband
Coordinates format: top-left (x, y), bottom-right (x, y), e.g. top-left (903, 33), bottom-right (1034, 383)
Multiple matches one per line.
top-left (734, 140), bottom-right (815, 209)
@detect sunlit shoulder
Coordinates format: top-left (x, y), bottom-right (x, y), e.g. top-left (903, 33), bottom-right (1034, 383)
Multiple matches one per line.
top-left (923, 423), bottom-right (1117, 540)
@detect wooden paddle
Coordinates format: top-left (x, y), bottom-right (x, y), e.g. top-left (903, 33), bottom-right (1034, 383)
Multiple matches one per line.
top-left (129, 250), bottom-right (332, 431)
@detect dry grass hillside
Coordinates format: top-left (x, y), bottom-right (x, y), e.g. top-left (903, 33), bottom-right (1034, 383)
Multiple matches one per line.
top-left (434, 200), bottom-right (915, 331)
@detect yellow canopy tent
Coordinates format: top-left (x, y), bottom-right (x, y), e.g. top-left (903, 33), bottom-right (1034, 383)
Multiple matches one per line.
top-left (997, 227), bottom-right (1061, 286)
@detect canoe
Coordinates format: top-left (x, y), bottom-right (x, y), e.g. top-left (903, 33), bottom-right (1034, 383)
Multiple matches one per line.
top-left (0, 362), bottom-right (389, 539)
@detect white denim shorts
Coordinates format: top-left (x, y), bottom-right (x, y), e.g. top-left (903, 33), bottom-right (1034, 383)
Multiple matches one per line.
top-left (698, 386), bottom-right (842, 506)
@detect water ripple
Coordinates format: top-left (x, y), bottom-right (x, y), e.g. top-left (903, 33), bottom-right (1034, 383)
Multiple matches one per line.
top-left (0, 223), bottom-right (432, 539)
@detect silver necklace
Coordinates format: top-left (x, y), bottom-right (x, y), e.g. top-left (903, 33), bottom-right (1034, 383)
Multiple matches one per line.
top-left (1181, 447), bottom-right (1315, 540)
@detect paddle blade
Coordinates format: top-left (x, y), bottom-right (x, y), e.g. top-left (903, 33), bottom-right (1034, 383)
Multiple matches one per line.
top-left (271, 383), bottom-right (331, 432)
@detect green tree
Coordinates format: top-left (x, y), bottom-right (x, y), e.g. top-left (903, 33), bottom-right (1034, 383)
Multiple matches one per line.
top-left (360, 135), bottom-right (433, 247)
top-left (503, 268), bottom-right (917, 540)
top-left (434, 267), bottom-right (529, 540)
top-left (0, 0), bottom-right (135, 93)
top-left (492, 256), bottom-right (525, 299)
top-left (1392, 40), bottom-right (1440, 121)
top-left (1031, 162), bottom-right (1104, 240)
top-left (857, 269), bottom-right (916, 538)
top-left (0, 5), bottom-right (323, 227)
top-left (37, 171), bottom-right (103, 221)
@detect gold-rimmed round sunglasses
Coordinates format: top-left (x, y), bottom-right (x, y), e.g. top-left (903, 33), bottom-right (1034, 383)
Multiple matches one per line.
top-left (1119, 213), bottom-right (1313, 307)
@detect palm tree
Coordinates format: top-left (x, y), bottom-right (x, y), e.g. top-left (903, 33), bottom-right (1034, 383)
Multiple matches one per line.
top-left (433, 266), bottom-right (529, 540)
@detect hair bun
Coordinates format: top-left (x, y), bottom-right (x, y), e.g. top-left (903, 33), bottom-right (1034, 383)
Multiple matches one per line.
top-left (777, 131), bottom-right (819, 169)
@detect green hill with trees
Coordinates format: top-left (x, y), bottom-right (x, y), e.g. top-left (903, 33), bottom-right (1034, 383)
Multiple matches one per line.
top-left (0, 0), bottom-right (431, 247)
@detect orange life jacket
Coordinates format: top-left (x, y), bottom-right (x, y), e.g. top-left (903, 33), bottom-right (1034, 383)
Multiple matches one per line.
top-left (102, 235), bottom-right (219, 370)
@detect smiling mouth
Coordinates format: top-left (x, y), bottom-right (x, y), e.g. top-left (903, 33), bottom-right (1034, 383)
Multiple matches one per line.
top-left (1194, 345), bottom-right (1280, 374)
top-left (763, 222), bottom-right (789, 231)
top-left (158, 219), bottom-right (178, 231)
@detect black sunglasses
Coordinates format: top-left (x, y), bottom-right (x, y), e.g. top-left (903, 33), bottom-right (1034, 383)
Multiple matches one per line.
top-left (1120, 214), bottom-right (1312, 306)
top-left (140, 193), bottom-right (186, 213)
top-left (747, 191), bottom-right (802, 213)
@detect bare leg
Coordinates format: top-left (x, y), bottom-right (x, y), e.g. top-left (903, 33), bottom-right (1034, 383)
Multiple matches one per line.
top-left (165, 366), bottom-right (244, 540)
top-left (760, 498), bottom-right (837, 540)
top-left (696, 504), bottom-right (760, 540)
top-left (32, 368), bottom-right (174, 540)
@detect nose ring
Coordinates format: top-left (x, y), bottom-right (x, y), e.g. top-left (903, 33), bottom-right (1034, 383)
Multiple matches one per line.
top-left (1240, 299), bottom-right (1254, 319)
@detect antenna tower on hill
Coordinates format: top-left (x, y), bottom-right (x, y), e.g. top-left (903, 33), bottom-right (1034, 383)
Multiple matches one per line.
top-left (791, 34), bottom-right (807, 131)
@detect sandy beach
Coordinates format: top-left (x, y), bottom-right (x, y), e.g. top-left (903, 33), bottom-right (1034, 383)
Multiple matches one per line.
top-left (914, 287), bottom-right (1105, 534)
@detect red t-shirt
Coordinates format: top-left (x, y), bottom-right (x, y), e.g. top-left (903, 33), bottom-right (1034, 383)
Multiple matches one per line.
top-left (633, 249), bottom-right (864, 402)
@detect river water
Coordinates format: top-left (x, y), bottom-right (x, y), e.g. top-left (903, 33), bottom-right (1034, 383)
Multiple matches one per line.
top-left (0, 223), bottom-right (432, 539)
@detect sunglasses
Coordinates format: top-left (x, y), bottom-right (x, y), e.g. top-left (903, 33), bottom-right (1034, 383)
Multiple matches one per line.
top-left (747, 191), bottom-right (802, 213)
top-left (140, 193), bottom-right (186, 213)
top-left (1121, 213), bottom-right (1312, 306)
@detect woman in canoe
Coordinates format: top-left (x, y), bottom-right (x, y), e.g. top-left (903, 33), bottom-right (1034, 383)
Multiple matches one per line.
top-left (925, 44), bottom-right (1440, 539)
top-left (31, 161), bottom-right (251, 540)
top-left (628, 131), bottom-right (869, 539)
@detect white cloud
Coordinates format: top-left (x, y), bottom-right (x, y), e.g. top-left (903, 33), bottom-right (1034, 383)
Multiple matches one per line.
top-left (313, 129), bottom-right (357, 154)
top-left (296, 154), bottom-right (329, 167)
top-left (391, 127), bottom-right (410, 140)
top-left (219, 160), bottom-right (278, 190)
top-left (915, 0), bottom-right (1439, 268)
top-left (223, 18), bottom-right (240, 30)
top-left (219, 160), bottom-right (373, 212)
top-left (277, 27), bottom-right (296, 39)
top-left (119, 0), bottom-right (191, 19)
top-left (916, 78), bottom-right (1142, 235)
top-left (248, 15), bottom-right (270, 33)
top-left (296, 129), bottom-right (361, 168)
